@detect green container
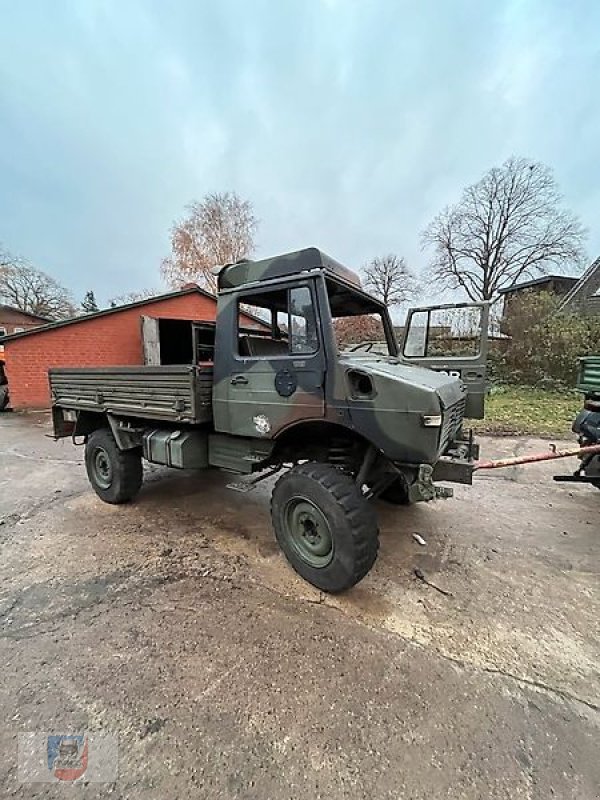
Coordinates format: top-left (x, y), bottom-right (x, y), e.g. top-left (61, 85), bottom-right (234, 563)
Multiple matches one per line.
top-left (577, 356), bottom-right (600, 395)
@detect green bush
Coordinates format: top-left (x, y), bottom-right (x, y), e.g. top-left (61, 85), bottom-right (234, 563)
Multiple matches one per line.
top-left (497, 291), bottom-right (600, 387)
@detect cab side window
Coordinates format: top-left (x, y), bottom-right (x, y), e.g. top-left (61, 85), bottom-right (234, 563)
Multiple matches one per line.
top-left (237, 285), bottom-right (319, 358)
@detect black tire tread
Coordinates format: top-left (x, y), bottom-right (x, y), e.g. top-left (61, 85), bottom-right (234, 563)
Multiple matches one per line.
top-left (85, 428), bottom-right (143, 504)
top-left (272, 462), bottom-right (379, 589)
top-left (584, 455), bottom-right (600, 490)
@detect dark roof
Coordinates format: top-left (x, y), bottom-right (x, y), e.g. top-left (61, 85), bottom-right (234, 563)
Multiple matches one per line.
top-left (559, 255), bottom-right (600, 310)
top-left (497, 275), bottom-right (579, 295)
top-left (0, 304), bottom-right (52, 322)
top-left (218, 247), bottom-right (362, 292)
top-left (0, 285), bottom-right (217, 344)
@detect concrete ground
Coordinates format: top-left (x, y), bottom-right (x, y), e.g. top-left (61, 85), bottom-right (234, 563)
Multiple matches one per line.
top-left (0, 411), bottom-right (598, 799)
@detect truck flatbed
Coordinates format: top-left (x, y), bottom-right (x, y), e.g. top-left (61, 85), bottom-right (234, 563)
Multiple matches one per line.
top-left (49, 365), bottom-right (213, 424)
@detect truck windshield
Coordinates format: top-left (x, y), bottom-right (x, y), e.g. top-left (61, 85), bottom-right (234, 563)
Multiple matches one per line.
top-left (325, 278), bottom-right (397, 356)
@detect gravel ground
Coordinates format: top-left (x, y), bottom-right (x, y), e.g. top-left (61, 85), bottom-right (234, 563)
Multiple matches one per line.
top-left (0, 411), bottom-right (598, 799)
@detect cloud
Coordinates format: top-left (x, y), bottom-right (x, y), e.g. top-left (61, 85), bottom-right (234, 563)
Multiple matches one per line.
top-left (0, 0), bottom-right (598, 306)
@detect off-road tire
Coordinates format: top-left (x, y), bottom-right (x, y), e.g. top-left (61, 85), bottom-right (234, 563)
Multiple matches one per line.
top-left (584, 455), bottom-right (600, 491)
top-left (271, 462), bottom-right (379, 593)
top-left (379, 476), bottom-right (411, 505)
top-left (85, 428), bottom-right (143, 504)
top-left (0, 385), bottom-right (9, 412)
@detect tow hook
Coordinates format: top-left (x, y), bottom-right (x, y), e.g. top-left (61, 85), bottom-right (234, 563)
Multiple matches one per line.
top-left (408, 464), bottom-right (454, 503)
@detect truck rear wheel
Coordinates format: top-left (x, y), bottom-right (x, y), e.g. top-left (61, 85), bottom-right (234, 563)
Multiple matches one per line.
top-left (85, 428), bottom-right (143, 504)
top-left (271, 462), bottom-right (379, 593)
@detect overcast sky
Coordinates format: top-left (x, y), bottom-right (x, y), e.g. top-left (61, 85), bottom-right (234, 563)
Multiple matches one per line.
top-left (1, 0), bottom-right (599, 306)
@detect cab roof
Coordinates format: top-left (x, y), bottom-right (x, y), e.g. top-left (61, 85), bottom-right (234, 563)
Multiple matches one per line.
top-left (216, 247), bottom-right (362, 291)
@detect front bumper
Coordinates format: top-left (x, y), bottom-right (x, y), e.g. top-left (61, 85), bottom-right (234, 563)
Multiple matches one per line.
top-left (432, 431), bottom-right (480, 485)
top-left (432, 455), bottom-right (475, 485)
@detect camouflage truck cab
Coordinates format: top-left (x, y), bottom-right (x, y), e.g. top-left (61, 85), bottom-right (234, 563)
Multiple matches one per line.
top-left (50, 248), bottom-right (488, 593)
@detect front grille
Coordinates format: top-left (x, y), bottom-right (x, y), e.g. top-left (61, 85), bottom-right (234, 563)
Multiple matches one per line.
top-left (439, 397), bottom-right (466, 453)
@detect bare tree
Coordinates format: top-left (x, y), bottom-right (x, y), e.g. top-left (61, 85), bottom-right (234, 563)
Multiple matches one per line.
top-left (363, 254), bottom-right (417, 307)
top-left (108, 288), bottom-right (162, 307)
top-left (0, 248), bottom-right (76, 319)
top-left (422, 157), bottom-right (587, 301)
top-left (161, 192), bottom-right (258, 293)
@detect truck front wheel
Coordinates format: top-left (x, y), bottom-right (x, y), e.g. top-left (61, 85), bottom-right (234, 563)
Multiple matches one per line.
top-left (85, 428), bottom-right (143, 504)
top-left (271, 463), bottom-right (379, 593)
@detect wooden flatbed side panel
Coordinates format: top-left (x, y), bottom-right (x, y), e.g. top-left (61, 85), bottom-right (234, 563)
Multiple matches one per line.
top-left (49, 365), bottom-right (213, 424)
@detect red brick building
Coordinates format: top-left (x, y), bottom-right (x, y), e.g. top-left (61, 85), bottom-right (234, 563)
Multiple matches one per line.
top-left (1, 286), bottom-right (262, 410)
top-left (0, 304), bottom-right (50, 337)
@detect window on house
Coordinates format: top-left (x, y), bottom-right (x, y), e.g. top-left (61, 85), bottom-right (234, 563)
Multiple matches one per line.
top-left (237, 285), bottom-right (319, 358)
top-left (13, 327), bottom-right (24, 333)
top-left (0, 328), bottom-right (7, 337)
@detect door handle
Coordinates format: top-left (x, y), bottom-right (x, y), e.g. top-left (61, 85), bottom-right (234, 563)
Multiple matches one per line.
top-left (231, 375), bottom-right (249, 385)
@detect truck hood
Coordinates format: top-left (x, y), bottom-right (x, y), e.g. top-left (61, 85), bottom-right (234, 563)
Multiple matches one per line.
top-left (339, 353), bottom-right (465, 409)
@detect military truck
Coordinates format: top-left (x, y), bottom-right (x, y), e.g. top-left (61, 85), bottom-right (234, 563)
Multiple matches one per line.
top-left (49, 248), bottom-right (489, 592)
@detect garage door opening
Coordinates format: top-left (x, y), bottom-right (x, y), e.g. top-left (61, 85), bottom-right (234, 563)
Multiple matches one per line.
top-left (158, 319), bottom-right (194, 364)
top-left (142, 316), bottom-right (217, 366)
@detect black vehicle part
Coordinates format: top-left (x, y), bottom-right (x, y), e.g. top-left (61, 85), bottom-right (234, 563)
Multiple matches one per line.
top-left (379, 475), bottom-right (411, 505)
top-left (583, 454), bottom-right (600, 490)
top-left (573, 409), bottom-right (600, 443)
top-left (85, 428), bottom-right (143, 504)
top-left (271, 462), bottom-right (379, 592)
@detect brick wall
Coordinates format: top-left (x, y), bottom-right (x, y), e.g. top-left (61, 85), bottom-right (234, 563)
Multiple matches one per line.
top-left (4, 291), bottom-right (244, 410)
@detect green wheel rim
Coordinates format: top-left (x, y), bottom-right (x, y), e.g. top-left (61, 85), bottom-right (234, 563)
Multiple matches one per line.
top-left (92, 446), bottom-right (113, 490)
top-left (282, 497), bottom-right (334, 568)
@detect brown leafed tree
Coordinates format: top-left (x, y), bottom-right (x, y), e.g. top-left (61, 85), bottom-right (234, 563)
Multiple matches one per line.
top-left (0, 248), bottom-right (76, 319)
top-left (422, 157), bottom-right (587, 301)
top-left (161, 192), bottom-right (258, 293)
top-left (333, 315), bottom-right (384, 349)
top-left (363, 254), bottom-right (417, 306)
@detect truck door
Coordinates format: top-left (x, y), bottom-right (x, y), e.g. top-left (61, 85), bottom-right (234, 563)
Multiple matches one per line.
top-left (215, 281), bottom-right (325, 438)
top-left (401, 302), bottom-right (490, 419)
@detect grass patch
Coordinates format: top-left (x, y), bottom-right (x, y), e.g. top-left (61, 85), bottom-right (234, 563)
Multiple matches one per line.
top-left (471, 386), bottom-right (582, 438)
